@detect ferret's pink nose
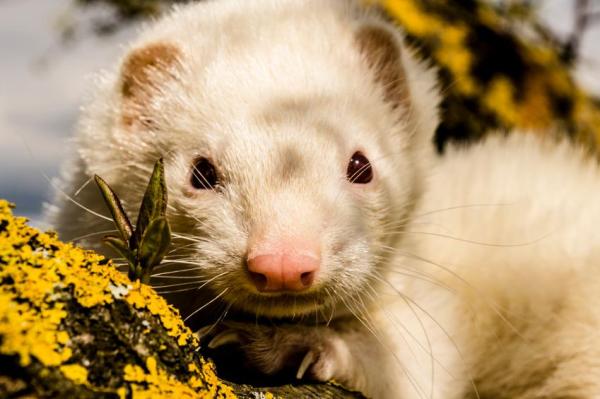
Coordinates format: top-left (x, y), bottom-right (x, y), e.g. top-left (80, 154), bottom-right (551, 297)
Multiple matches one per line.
top-left (246, 248), bottom-right (320, 292)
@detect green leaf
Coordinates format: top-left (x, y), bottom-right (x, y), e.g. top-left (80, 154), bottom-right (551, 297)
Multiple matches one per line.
top-left (94, 175), bottom-right (133, 242)
top-left (137, 217), bottom-right (171, 282)
top-left (130, 265), bottom-right (142, 283)
top-left (102, 235), bottom-right (136, 269)
top-left (133, 158), bottom-right (167, 248)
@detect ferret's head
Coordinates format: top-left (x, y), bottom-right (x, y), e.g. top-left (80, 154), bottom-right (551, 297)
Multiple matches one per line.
top-left (78, 0), bottom-right (439, 320)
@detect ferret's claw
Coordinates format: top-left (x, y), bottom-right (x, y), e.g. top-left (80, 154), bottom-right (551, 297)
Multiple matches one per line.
top-left (208, 330), bottom-right (241, 349)
top-left (296, 350), bottom-right (316, 379)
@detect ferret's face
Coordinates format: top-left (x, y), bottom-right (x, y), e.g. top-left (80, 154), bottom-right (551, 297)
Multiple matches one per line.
top-left (80, 6), bottom-right (437, 321)
top-left (162, 95), bottom-right (413, 319)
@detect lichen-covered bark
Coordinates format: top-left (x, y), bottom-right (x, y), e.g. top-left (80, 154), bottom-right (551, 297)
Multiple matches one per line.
top-left (0, 200), bottom-right (364, 399)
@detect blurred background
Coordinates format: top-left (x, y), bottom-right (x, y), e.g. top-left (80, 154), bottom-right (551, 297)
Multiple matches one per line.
top-left (1, 0), bottom-right (599, 225)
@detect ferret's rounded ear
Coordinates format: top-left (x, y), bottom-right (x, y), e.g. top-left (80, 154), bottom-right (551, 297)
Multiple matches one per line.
top-left (119, 42), bottom-right (181, 128)
top-left (355, 24), bottom-right (410, 113)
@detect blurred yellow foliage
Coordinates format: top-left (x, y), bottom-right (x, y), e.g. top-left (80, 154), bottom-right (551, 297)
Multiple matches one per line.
top-left (377, 0), bottom-right (600, 152)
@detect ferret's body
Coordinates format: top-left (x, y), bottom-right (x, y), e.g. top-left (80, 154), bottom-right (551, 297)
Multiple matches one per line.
top-left (47, 1), bottom-right (600, 398)
top-left (384, 134), bottom-right (600, 398)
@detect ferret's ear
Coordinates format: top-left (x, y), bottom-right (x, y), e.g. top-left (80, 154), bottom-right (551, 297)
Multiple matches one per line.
top-left (355, 24), bottom-right (410, 113)
top-left (119, 42), bottom-right (181, 128)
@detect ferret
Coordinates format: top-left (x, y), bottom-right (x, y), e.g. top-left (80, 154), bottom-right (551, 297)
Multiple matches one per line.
top-left (47, 0), bottom-right (600, 398)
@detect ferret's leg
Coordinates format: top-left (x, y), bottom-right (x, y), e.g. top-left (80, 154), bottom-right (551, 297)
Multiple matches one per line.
top-left (369, 284), bottom-right (473, 399)
top-left (202, 305), bottom-right (470, 399)
top-left (201, 320), bottom-right (398, 397)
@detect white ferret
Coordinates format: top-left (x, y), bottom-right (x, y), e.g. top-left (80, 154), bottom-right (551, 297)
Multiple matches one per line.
top-left (47, 0), bottom-right (600, 398)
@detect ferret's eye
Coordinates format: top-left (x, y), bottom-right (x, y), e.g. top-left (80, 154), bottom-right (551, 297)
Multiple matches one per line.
top-left (346, 152), bottom-right (373, 184)
top-left (191, 157), bottom-right (218, 189)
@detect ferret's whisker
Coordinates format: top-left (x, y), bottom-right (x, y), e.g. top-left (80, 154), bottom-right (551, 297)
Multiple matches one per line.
top-left (377, 201), bottom-right (517, 235)
top-left (22, 139), bottom-right (113, 224)
top-left (151, 266), bottom-right (207, 276)
top-left (371, 254), bottom-right (458, 295)
top-left (337, 288), bottom-right (425, 397)
top-left (48, 175), bottom-right (112, 222)
top-left (191, 163), bottom-right (217, 192)
top-left (384, 230), bottom-right (552, 248)
top-left (151, 280), bottom-right (211, 289)
top-left (413, 202), bottom-right (515, 220)
top-left (70, 229), bottom-right (119, 242)
top-left (155, 259), bottom-right (204, 267)
top-left (371, 273), bottom-right (480, 399)
top-left (351, 282), bottom-right (423, 366)
top-left (154, 271), bottom-right (226, 294)
top-left (324, 288), bottom-right (336, 326)
top-left (336, 290), bottom-right (428, 399)
top-left (196, 300), bottom-right (235, 339)
top-left (159, 255), bottom-right (197, 262)
top-left (184, 288), bottom-right (229, 323)
top-left (376, 245), bottom-right (527, 335)
top-left (369, 274), bottom-right (445, 368)
top-left (73, 175), bottom-right (94, 197)
top-left (171, 233), bottom-right (211, 244)
top-left (385, 253), bottom-right (515, 327)
top-left (150, 275), bottom-right (208, 280)
top-left (156, 286), bottom-right (205, 294)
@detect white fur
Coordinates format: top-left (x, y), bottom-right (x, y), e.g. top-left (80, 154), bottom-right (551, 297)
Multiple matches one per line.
top-left (47, 1), bottom-right (600, 398)
top-left (387, 134), bottom-right (600, 398)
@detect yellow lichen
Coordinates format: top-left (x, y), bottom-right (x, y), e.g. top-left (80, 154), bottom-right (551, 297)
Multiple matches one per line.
top-left (516, 74), bottom-right (554, 129)
top-left (125, 280), bottom-right (196, 346)
top-left (383, 0), bottom-right (442, 37)
top-left (60, 364), bottom-right (89, 385)
top-left (0, 290), bottom-right (70, 367)
top-left (121, 357), bottom-right (236, 399)
top-left (434, 25), bottom-right (477, 96)
top-left (483, 77), bottom-right (519, 125)
top-left (0, 200), bottom-right (235, 397)
top-left (375, 0), bottom-right (600, 150)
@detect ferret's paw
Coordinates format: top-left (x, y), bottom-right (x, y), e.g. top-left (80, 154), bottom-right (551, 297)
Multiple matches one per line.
top-left (295, 347), bottom-right (336, 381)
top-left (199, 322), bottom-right (351, 383)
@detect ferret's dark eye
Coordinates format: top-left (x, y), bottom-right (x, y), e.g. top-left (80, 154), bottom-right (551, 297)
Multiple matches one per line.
top-left (346, 152), bottom-right (373, 184)
top-left (191, 157), bottom-right (218, 189)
